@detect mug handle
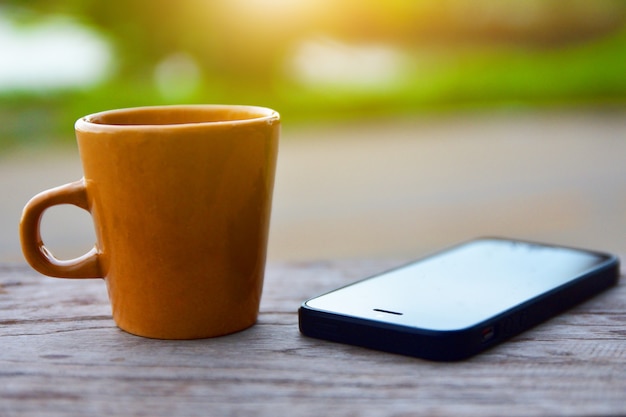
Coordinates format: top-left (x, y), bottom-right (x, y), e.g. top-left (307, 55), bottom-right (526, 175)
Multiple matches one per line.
top-left (19, 179), bottom-right (103, 278)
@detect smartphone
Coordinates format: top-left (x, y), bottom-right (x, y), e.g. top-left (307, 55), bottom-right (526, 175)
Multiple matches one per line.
top-left (299, 238), bottom-right (620, 361)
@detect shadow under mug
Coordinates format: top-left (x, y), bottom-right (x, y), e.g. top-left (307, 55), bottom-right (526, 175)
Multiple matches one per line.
top-left (20, 105), bottom-right (280, 339)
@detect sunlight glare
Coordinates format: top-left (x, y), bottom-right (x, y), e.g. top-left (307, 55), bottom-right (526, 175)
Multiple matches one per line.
top-left (236, 0), bottom-right (316, 19)
top-left (215, 0), bottom-right (321, 35)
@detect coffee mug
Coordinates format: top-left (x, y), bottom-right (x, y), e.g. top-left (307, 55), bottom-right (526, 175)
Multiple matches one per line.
top-left (20, 105), bottom-right (280, 339)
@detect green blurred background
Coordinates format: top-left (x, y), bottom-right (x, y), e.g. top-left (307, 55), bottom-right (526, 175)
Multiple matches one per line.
top-left (1, 0), bottom-right (626, 150)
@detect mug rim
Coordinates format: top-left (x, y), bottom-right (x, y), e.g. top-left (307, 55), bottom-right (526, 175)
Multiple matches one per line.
top-left (75, 104), bottom-right (279, 132)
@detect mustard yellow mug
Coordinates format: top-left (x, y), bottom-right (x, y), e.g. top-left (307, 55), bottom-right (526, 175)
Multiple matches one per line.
top-left (20, 105), bottom-right (280, 339)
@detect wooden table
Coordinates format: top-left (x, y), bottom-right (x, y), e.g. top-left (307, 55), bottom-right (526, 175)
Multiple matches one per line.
top-left (1, 260), bottom-right (624, 417)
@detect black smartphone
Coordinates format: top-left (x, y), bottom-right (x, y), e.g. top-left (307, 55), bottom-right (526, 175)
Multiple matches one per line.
top-left (299, 237), bottom-right (620, 361)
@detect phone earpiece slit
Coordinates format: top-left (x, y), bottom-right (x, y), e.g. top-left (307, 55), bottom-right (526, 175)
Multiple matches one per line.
top-left (373, 308), bottom-right (403, 316)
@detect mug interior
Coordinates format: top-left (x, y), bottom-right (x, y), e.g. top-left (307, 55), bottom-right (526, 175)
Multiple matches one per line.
top-left (84, 105), bottom-right (276, 126)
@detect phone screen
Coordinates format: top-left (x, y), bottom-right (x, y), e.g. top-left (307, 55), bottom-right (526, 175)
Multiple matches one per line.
top-left (304, 239), bottom-right (610, 331)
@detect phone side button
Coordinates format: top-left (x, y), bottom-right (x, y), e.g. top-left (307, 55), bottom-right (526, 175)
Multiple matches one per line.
top-left (481, 326), bottom-right (496, 343)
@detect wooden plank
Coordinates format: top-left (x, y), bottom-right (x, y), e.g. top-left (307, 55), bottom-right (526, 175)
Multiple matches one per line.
top-left (1, 261), bottom-right (625, 417)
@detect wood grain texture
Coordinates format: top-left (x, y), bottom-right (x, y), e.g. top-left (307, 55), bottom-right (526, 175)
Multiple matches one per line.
top-left (1, 261), bottom-right (625, 417)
